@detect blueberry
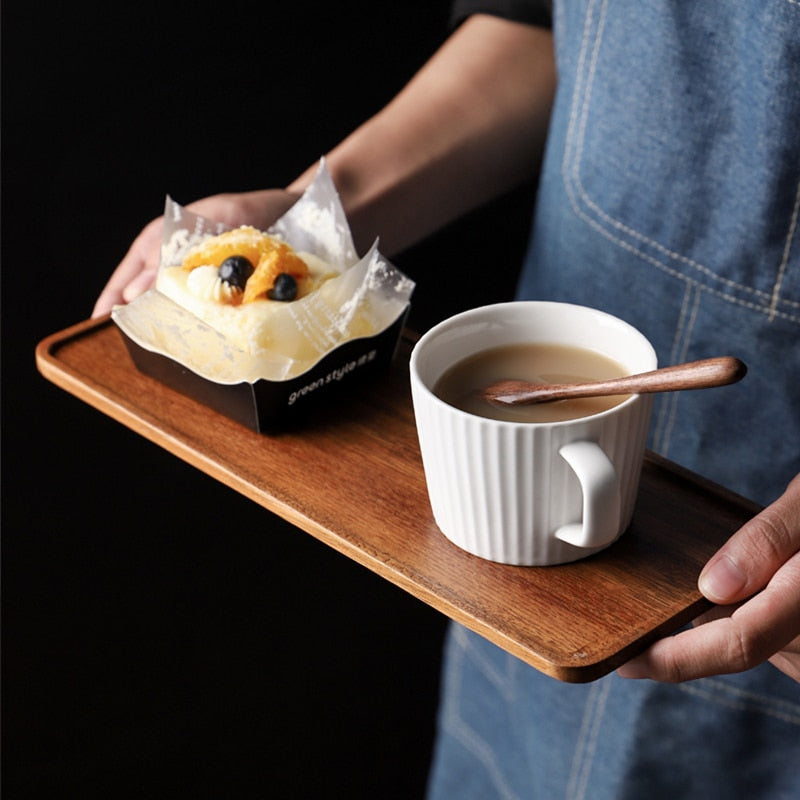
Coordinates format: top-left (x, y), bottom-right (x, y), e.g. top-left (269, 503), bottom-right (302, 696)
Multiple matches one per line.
top-left (268, 273), bottom-right (298, 302)
top-left (218, 255), bottom-right (254, 289)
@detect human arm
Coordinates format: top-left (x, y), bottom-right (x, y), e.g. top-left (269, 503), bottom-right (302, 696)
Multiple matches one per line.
top-left (288, 13), bottom-right (555, 256)
top-left (92, 14), bottom-right (555, 317)
top-left (618, 472), bottom-right (800, 683)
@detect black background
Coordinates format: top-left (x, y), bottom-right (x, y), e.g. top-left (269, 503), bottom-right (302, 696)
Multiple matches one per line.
top-left (2, 2), bottom-right (535, 797)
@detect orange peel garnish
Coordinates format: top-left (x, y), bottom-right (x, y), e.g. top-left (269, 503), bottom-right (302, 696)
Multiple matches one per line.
top-left (243, 245), bottom-right (309, 304)
top-left (182, 226), bottom-right (269, 271)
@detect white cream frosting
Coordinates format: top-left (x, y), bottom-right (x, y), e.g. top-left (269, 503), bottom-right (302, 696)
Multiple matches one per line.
top-left (186, 265), bottom-right (242, 303)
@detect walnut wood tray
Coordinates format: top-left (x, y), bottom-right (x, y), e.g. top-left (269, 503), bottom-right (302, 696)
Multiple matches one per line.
top-left (36, 317), bottom-right (760, 682)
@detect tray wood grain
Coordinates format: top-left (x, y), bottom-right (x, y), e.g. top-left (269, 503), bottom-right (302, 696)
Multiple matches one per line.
top-left (36, 317), bottom-right (760, 682)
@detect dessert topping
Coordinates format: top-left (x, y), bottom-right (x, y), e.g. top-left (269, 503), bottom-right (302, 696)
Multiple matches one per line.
top-left (218, 255), bottom-right (255, 290)
top-left (181, 226), bottom-right (310, 305)
top-left (242, 246), bottom-right (308, 304)
top-left (267, 273), bottom-right (299, 302)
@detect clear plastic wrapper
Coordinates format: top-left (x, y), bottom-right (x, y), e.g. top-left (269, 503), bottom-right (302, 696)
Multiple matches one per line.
top-left (113, 160), bottom-right (414, 384)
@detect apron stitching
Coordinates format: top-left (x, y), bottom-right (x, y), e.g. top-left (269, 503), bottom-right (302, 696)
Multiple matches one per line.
top-left (565, 678), bottom-right (612, 800)
top-left (563, 183), bottom-right (800, 324)
top-left (460, 624), bottom-right (515, 703)
top-left (657, 286), bottom-right (701, 455)
top-left (678, 287), bottom-right (702, 363)
top-left (652, 282), bottom-right (692, 453)
top-left (669, 283), bottom-right (695, 366)
top-left (444, 629), bottom-right (521, 800)
top-left (571, 0), bottom-right (609, 196)
top-left (562, 0), bottom-right (800, 315)
top-left (562, 0), bottom-right (602, 184)
top-left (769, 177), bottom-right (800, 321)
top-left (677, 678), bottom-right (800, 725)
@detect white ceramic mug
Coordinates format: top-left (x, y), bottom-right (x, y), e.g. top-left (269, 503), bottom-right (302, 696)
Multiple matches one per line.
top-left (409, 301), bottom-right (657, 565)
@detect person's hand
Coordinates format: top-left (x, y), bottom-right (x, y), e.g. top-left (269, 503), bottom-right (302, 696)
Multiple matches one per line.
top-left (91, 189), bottom-right (301, 318)
top-left (618, 472), bottom-right (800, 683)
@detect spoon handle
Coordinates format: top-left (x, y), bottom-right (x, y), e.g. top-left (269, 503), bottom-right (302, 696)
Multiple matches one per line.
top-left (583, 356), bottom-right (748, 397)
top-left (491, 357), bottom-right (747, 405)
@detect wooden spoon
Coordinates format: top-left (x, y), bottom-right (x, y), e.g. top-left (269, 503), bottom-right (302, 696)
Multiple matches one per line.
top-left (484, 356), bottom-right (747, 406)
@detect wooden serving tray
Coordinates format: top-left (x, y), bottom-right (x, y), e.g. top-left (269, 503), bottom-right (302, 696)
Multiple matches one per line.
top-left (36, 317), bottom-right (760, 682)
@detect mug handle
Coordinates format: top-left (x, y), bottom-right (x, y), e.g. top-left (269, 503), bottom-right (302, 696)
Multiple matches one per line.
top-left (555, 441), bottom-right (621, 549)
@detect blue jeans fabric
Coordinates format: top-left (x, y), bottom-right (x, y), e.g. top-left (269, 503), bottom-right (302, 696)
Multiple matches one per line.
top-left (427, 0), bottom-right (800, 796)
top-left (428, 626), bottom-right (800, 799)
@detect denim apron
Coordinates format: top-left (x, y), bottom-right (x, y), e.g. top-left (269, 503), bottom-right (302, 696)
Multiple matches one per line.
top-left (428, 1), bottom-right (800, 797)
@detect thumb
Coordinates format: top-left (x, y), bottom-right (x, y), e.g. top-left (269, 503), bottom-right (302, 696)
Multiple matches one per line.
top-left (699, 473), bottom-right (800, 605)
